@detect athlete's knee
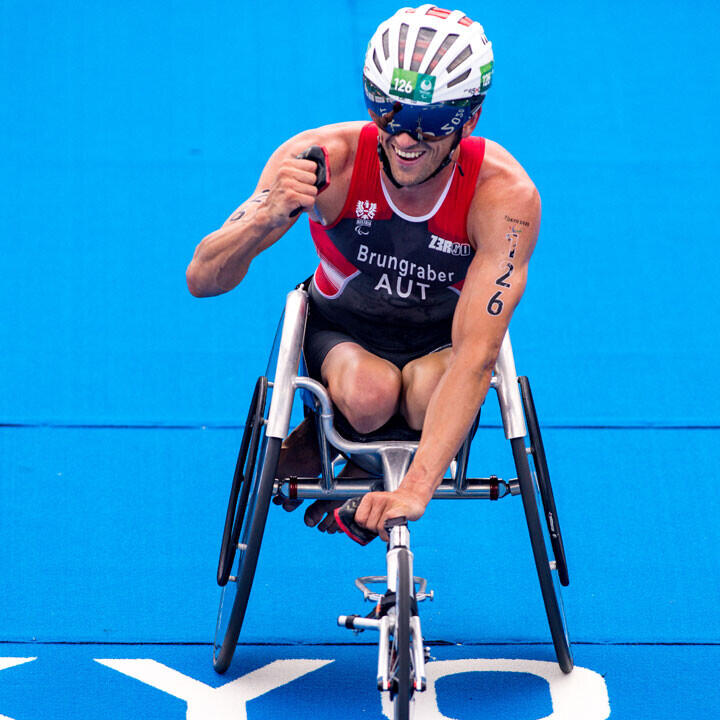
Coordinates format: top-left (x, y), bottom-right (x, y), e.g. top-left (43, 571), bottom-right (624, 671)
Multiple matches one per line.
top-left (401, 357), bottom-right (445, 430)
top-left (329, 359), bottom-right (401, 433)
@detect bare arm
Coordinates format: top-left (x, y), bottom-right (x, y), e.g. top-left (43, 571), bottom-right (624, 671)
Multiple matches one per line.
top-left (186, 131), bottom-right (332, 297)
top-left (401, 180), bottom-right (540, 503)
top-left (356, 153), bottom-right (541, 539)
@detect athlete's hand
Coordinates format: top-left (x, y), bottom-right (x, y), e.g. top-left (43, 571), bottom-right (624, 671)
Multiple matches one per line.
top-left (355, 488), bottom-right (429, 542)
top-left (272, 495), bottom-right (343, 534)
top-left (265, 156), bottom-right (320, 224)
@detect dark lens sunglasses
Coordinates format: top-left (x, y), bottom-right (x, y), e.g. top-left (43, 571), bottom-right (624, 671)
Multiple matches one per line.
top-left (364, 77), bottom-right (482, 141)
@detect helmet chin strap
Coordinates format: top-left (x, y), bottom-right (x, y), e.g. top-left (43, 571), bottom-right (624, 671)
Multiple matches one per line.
top-left (377, 131), bottom-right (462, 189)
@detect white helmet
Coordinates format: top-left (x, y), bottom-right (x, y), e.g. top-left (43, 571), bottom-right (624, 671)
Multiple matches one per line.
top-left (364, 4), bottom-right (494, 120)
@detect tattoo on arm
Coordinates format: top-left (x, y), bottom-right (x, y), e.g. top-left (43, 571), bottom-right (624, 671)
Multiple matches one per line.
top-left (495, 262), bottom-right (514, 288)
top-left (229, 189), bottom-right (270, 222)
top-left (504, 215), bottom-right (529, 227)
top-left (486, 219), bottom-right (529, 316)
top-left (250, 189), bottom-right (270, 203)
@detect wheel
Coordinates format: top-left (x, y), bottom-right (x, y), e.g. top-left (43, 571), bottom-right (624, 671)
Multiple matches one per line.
top-left (511, 436), bottom-right (573, 673)
top-left (213, 433), bottom-right (281, 673)
top-left (216, 376), bottom-right (268, 587)
top-left (213, 379), bottom-right (281, 674)
top-left (519, 376), bottom-right (569, 585)
top-left (390, 548), bottom-right (414, 720)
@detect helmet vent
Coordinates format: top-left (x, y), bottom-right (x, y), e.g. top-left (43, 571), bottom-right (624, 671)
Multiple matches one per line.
top-left (373, 49), bottom-right (383, 74)
top-left (410, 27), bottom-right (436, 72)
top-left (426, 33), bottom-right (458, 73)
top-left (446, 44), bottom-right (471, 73)
top-left (446, 68), bottom-right (471, 88)
top-left (398, 23), bottom-right (409, 66)
top-left (363, 9), bottom-right (493, 107)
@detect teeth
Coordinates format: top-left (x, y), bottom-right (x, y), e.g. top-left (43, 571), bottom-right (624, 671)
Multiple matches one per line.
top-left (394, 147), bottom-right (424, 160)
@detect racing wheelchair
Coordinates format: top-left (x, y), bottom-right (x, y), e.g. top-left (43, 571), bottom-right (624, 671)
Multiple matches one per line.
top-left (212, 286), bottom-right (572, 720)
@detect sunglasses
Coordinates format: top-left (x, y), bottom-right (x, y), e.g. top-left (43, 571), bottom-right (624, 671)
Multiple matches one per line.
top-left (364, 77), bottom-right (482, 141)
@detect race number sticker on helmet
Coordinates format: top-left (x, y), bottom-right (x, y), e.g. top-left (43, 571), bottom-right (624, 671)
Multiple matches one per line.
top-left (390, 68), bottom-right (436, 103)
top-left (363, 4), bottom-right (494, 107)
top-left (480, 61), bottom-right (494, 91)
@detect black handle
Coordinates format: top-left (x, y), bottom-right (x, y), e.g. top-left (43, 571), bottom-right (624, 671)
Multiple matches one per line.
top-left (384, 516), bottom-right (408, 531)
top-left (334, 496), bottom-right (378, 545)
top-left (289, 145), bottom-right (329, 218)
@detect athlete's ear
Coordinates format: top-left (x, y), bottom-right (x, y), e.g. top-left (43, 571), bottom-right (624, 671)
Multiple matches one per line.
top-left (462, 110), bottom-right (481, 138)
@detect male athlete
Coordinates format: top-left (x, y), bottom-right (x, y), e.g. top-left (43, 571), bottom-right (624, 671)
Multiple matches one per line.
top-left (187, 5), bottom-right (540, 542)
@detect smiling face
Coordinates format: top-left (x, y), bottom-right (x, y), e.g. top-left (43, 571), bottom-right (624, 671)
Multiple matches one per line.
top-left (377, 127), bottom-right (458, 187)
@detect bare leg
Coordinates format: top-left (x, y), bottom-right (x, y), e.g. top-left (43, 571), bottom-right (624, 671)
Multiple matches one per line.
top-left (276, 341), bottom-right (402, 482)
top-left (400, 348), bottom-right (452, 430)
top-left (321, 342), bottom-right (402, 434)
top-left (276, 341), bottom-right (403, 524)
top-left (305, 345), bottom-right (450, 534)
top-left (300, 342), bottom-right (403, 531)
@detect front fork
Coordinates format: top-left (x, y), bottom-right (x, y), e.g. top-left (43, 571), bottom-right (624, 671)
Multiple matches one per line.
top-left (381, 539), bottom-right (428, 694)
top-left (338, 524), bottom-right (429, 695)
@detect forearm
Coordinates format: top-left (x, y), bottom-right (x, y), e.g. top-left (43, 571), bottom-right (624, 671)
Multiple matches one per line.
top-left (186, 204), bottom-right (283, 297)
top-left (400, 355), bottom-right (493, 503)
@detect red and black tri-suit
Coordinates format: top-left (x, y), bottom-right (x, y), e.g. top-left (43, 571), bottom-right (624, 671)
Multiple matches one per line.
top-left (304, 122), bottom-right (486, 379)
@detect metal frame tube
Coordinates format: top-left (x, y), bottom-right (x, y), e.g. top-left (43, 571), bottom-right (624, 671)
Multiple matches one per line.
top-left (490, 331), bottom-right (527, 440)
top-left (411, 616), bottom-right (426, 691)
top-left (275, 477), bottom-right (513, 500)
top-left (266, 290), bottom-right (309, 439)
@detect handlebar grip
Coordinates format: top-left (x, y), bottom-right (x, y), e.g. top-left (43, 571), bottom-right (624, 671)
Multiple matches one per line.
top-left (384, 516), bottom-right (408, 531)
top-left (334, 496), bottom-right (378, 546)
top-left (289, 145), bottom-right (330, 218)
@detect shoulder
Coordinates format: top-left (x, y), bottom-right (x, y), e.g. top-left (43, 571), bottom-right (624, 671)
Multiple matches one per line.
top-left (475, 139), bottom-right (539, 208)
top-left (467, 139), bottom-right (541, 256)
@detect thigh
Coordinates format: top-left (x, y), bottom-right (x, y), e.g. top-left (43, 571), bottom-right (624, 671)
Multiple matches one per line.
top-left (321, 341), bottom-right (402, 394)
top-left (401, 346), bottom-right (452, 388)
top-left (321, 341), bottom-right (403, 433)
top-left (303, 307), bottom-right (355, 381)
top-left (400, 347), bottom-right (452, 427)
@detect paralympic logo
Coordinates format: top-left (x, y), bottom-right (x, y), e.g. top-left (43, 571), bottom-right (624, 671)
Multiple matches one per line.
top-left (88, 656), bottom-right (608, 720)
top-left (0, 655), bottom-right (610, 719)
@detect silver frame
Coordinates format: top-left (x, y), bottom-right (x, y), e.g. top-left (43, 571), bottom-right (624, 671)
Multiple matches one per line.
top-left (262, 287), bottom-right (531, 706)
top-left (267, 288), bottom-right (524, 500)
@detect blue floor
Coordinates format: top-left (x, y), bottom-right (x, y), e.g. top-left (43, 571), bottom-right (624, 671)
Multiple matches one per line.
top-left (1, 642), bottom-right (718, 719)
top-left (2, 426), bottom-right (717, 645)
top-left (3, 1), bottom-right (720, 718)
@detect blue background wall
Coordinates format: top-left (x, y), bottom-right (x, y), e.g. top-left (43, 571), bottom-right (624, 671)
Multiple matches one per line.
top-left (3, 0), bottom-right (718, 427)
top-left (2, 0), bottom-right (719, 649)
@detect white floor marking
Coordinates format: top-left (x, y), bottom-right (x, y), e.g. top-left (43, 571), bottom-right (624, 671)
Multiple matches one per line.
top-left (382, 658), bottom-right (610, 720)
top-left (95, 658), bottom-right (333, 720)
top-left (0, 659), bottom-right (36, 671)
top-left (0, 658), bottom-right (37, 720)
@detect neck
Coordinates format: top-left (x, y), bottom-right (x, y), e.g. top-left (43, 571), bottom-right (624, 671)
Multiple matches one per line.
top-left (381, 161), bottom-right (456, 217)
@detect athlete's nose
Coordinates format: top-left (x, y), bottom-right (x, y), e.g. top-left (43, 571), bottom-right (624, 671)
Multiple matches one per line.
top-left (393, 131), bottom-right (423, 150)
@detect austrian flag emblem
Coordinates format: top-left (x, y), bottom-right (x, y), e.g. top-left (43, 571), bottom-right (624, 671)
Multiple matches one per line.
top-left (356, 200), bottom-right (377, 220)
top-left (355, 200), bottom-right (377, 235)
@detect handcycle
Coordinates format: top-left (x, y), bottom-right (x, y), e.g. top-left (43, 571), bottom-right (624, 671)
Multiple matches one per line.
top-left (212, 286), bottom-right (572, 720)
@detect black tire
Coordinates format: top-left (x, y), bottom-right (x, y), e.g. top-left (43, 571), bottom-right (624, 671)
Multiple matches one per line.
top-left (391, 548), bottom-right (413, 720)
top-left (511, 437), bottom-right (573, 673)
top-left (518, 377), bottom-right (569, 586)
top-left (212, 430), bottom-right (282, 674)
top-left (217, 376), bottom-right (268, 587)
